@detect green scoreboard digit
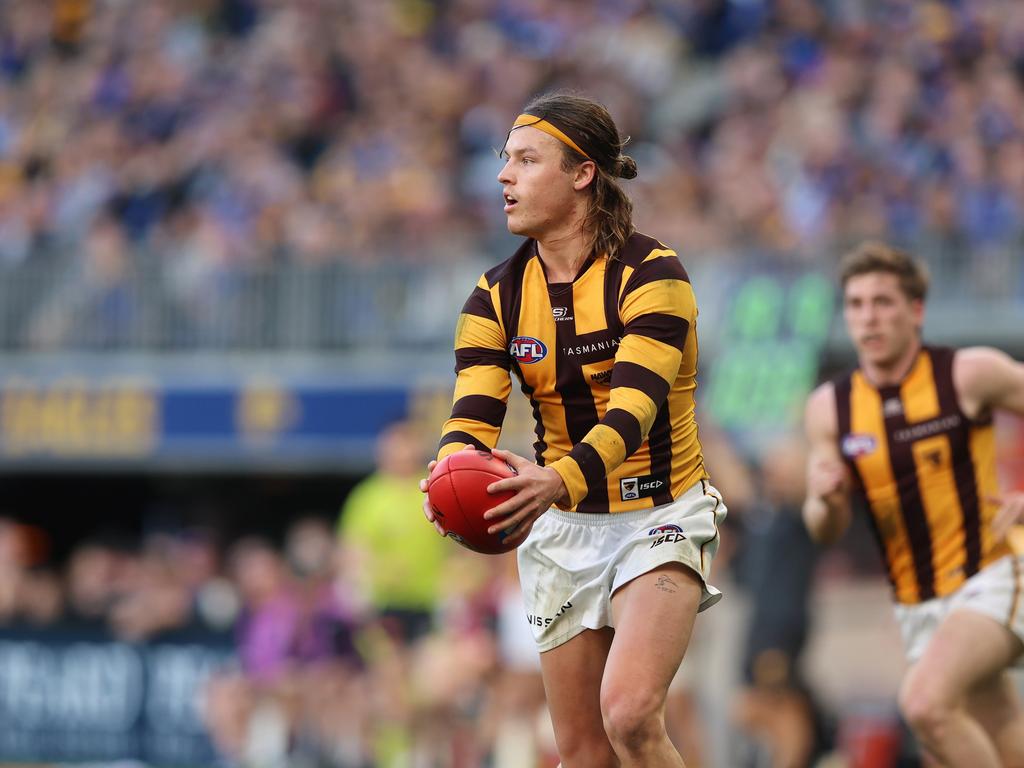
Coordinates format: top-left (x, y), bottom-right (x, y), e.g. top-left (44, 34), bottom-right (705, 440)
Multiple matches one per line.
top-left (706, 273), bottom-right (833, 430)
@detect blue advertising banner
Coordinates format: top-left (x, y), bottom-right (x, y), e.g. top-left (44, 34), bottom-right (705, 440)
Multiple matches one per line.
top-left (0, 628), bottom-right (234, 765)
top-left (0, 375), bottom-right (413, 470)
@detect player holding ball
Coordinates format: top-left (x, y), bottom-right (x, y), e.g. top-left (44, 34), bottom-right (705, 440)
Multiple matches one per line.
top-left (420, 92), bottom-right (726, 768)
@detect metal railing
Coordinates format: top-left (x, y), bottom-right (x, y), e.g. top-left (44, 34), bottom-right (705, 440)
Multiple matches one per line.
top-left (0, 256), bottom-right (487, 352)
top-left (0, 244), bottom-right (1020, 353)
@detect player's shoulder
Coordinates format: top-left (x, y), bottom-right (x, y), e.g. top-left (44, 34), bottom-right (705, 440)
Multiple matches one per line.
top-left (620, 231), bottom-right (684, 266)
top-left (952, 345), bottom-right (1013, 372)
top-left (806, 380), bottom-right (837, 413)
top-left (618, 232), bottom-right (690, 291)
top-left (952, 345), bottom-right (1019, 396)
top-left (481, 239), bottom-right (535, 288)
top-left (804, 380), bottom-right (840, 436)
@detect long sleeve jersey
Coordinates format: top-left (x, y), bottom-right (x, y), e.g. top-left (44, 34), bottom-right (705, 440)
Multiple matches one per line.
top-left (438, 231), bottom-right (708, 514)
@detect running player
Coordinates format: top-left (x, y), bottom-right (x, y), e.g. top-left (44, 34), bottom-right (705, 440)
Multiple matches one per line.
top-left (804, 241), bottom-right (1024, 766)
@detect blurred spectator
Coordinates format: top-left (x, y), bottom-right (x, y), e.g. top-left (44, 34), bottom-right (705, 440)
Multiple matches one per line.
top-left (28, 213), bottom-right (143, 349)
top-left (286, 515), bottom-right (363, 662)
top-left (482, 555), bottom-right (556, 768)
top-left (62, 536), bottom-right (121, 630)
top-left (227, 535), bottom-right (304, 681)
top-left (732, 435), bottom-right (831, 768)
top-left (337, 419), bottom-right (450, 644)
top-left (107, 533), bottom-right (193, 641)
top-left (0, 518), bottom-right (65, 626)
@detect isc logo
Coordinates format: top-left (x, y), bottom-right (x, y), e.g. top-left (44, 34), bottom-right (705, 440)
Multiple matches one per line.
top-left (648, 524), bottom-right (686, 549)
top-left (509, 336), bottom-right (547, 364)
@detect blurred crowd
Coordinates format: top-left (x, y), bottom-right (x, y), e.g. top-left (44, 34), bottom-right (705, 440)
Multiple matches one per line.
top-left (0, 420), bottom-right (559, 768)
top-left (2, 414), bottom-right (1022, 767)
top-left (0, 419), bottom-right (849, 768)
top-left (0, 498), bottom-right (542, 767)
top-left (1, 0), bottom-right (1024, 348)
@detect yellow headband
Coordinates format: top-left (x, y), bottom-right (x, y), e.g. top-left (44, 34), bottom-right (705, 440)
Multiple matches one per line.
top-left (512, 113), bottom-right (592, 161)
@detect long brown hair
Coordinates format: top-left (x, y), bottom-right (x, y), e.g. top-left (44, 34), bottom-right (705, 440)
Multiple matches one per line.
top-left (519, 92), bottom-right (637, 261)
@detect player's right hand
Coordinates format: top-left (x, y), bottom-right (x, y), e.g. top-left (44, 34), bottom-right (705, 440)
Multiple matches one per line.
top-left (420, 460), bottom-right (444, 535)
top-left (419, 445), bottom-right (477, 536)
top-left (808, 458), bottom-right (847, 504)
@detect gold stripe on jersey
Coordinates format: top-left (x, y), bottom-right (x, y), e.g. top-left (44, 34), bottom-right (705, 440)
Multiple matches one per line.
top-left (607, 386), bottom-right (658, 427)
top-left (615, 335), bottom-right (682, 388)
top-left (456, 314), bottom-right (503, 350)
top-left (440, 364), bottom-right (510, 459)
top-left (586, 423), bottom-right (628, 475)
top-left (850, 371), bottom-right (919, 603)
top-left (439, 279), bottom-right (511, 458)
top-left (971, 422), bottom-right (1005, 563)
top-left (901, 352), bottom-right (964, 597)
top-left (970, 421), bottom-right (1011, 565)
top-left (618, 266), bottom-right (636, 302)
top-left (554, 452), bottom-right (587, 497)
top-left (622, 278), bottom-right (693, 320)
top-left (439, 232), bottom-right (708, 514)
top-left (573, 276), bottom-right (609, 335)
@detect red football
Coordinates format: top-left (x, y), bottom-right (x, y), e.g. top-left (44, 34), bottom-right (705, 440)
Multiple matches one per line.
top-left (427, 449), bottom-right (519, 554)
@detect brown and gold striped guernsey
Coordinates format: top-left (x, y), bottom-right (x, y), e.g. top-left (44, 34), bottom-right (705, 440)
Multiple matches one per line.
top-left (834, 346), bottom-right (1009, 604)
top-left (438, 232), bottom-right (708, 514)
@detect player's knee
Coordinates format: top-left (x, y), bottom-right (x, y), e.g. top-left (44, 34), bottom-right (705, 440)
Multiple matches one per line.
top-left (601, 684), bottom-right (664, 752)
top-left (555, 739), bottom-right (617, 768)
top-left (551, 718), bottom-right (617, 768)
top-left (899, 674), bottom-right (954, 737)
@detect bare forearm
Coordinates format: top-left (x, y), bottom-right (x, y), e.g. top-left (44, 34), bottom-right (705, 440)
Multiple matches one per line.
top-left (802, 494), bottom-right (850, 545)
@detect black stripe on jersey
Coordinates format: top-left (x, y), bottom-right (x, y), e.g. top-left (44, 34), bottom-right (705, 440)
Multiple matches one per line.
top-left (495, 240), bottom-right (533, 341)
top-left (625, 314), bottom-right (690, 353)
top-left (646, 402), bottom-right (674, 506)
top-left (611, 361), bottom-right (670, 406)
top-left (834, 377), bottom-right (856, 475)
top-left (616, 232), bottom-right (664, 267)
top-left (451, 394), bottom-right (507, 428)
top-left (931, 347), bottom-right (982, 577)
top-left (455, 347), bottom-right (511, 372)
top-left (603, 257), bottom-right (626, 338)
top-left (529, 400), bottom-right (548, 465)
top-left (604, 408), bottom-right (643, 456)
top-left (462, 286), bottom-right (498, 321)
top-left (883, 384), bottom-right (936, 601)
top-left (620, 252), bottom-right (691, 297)
top-left (835, 376), bottom-right (880, 558)
top-left (574, 442), bottom-right (609, 499)
top-left (439, 430), bottom-right (489, 451)
top-left (516, 375), bottom-right (548, 467)
top-left (834, 377), bottom-right (866, 496)
top-left (555, 287), bottom-right (609, 512)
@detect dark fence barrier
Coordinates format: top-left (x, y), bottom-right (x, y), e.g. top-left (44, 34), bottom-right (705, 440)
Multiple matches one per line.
top-left (0, 626), bottom-right (235, 765)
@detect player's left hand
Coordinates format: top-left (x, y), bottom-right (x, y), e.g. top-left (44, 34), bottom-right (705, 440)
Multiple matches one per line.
top-left (990, 492), bottom-right (1024, 542)
top-left (482, 448), bottom-right (567, 546)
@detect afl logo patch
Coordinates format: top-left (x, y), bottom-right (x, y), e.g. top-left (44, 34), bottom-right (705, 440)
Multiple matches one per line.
top-left (842, 433), bottom-right (877, 458)
top-left (509, 336), bottom-right (547, 364)
top-left (648, 524), bottom-right (684, 536)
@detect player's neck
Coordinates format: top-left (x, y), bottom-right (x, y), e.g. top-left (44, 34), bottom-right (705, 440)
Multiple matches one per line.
top-left (536, 227), bottom-right (593, 284)
top-left (861, 339), bottom-right (923, 388)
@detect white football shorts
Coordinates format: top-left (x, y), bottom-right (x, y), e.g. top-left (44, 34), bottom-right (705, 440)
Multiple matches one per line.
top-left (893, 553), bottom-right (1024, 663)
top-left (516, 479), bottom-right (726, 653)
